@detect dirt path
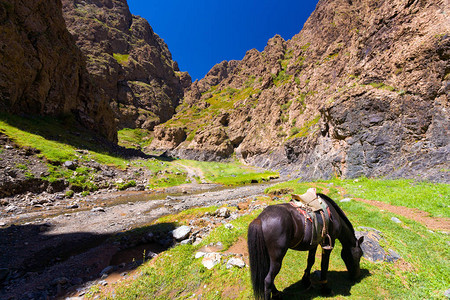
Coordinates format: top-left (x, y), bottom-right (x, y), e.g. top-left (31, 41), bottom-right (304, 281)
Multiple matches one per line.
top-left (0, 181), bottom-right (275, 299)
top-left (355, 197), bottom-right (450, 232)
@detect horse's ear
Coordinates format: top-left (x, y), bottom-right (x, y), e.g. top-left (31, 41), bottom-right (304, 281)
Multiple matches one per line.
top-left (358, 236), bottom-right (364, 245)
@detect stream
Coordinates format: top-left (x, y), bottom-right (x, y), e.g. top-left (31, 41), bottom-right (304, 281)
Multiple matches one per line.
top-left (0, 180), bottom-right (281, 299)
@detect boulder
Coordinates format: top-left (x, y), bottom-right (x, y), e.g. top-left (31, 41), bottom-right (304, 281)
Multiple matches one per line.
top-left (172, 225), bottom-right (191, 241)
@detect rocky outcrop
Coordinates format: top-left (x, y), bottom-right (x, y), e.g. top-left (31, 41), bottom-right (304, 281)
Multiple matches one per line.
top-left (150, 0), bottom-right (449, 182)
top-left (0, 0), bottom-right (117, 142)
top-left (62, 0), bottom-right (191, 130)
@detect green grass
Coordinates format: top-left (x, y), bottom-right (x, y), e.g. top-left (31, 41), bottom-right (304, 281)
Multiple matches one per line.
top-left (118, 128), bottom-right (153, 150)
top-left (179, 160), bottom-right (279, 185)
top-left (99, 179), bottom-right (449, 299)
top-left (288, 115), bottom-right (321, 139)
top-left (331, 177), bottom-right (450, 218)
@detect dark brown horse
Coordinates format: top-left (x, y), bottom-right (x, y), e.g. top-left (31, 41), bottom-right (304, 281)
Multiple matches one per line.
top-left (247, 193), bottom-right (364, 299)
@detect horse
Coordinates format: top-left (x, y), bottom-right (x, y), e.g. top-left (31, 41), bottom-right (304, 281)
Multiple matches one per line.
top-left (247, 193), bottom-right (364, 299)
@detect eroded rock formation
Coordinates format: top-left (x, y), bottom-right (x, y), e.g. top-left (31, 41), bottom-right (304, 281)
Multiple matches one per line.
top-left (62, 0), bottom-right (191, 130)
top-left (149, 0), bottom-right (449, 181)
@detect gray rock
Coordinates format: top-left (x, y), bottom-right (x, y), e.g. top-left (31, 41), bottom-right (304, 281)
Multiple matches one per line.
top-left (340, 198), bottom-right (352, 202)
top-left (5, 205), bottom-right (18, 213)
top-left (385, 249), bottom-right (401, 263)
top-left (444, 288), bottom-right (450, 298)
top-left (355, 231), bottom-right (386, 262)
top-left (226, 257), bottom-right (246, 269)
top-left (91, 207), bottom-right (105, 212)
top-left (64, 161), bottom-right (77, 170)
top-left (172, 225), bottom-right (191, 241)
top-left (215, 207), bottom-right (230, 218)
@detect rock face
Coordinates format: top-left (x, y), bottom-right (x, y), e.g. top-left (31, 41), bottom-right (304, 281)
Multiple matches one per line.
top-left (0, 0), bottom-right (117, 142)
top-left (61, 0), bottom-right (191, 130)
top-left (149, 0), bottom-right (449, 182)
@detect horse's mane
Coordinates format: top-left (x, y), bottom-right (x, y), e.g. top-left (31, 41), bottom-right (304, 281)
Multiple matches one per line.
top-left (318, 193), bottom-right (355, 235)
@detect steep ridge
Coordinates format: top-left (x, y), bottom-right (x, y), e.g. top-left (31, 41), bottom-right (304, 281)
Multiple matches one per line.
top-left (62, 0), bottom-right (191, 130)
top-left (149, 0), bottom-right (449, 182)
top-left (0, 0), bottom-right (117, 142)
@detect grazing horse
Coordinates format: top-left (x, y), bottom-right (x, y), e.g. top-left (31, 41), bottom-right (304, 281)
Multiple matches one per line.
top-left (247, 193), bottom-right (364, 299)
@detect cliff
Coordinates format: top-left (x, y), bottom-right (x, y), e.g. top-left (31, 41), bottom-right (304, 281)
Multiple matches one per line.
top-left (149, 0), bottom-right (449, 181)
top-left (61, 0), bottom-right (191, 130)
top-left (0, 0), bottom-right (117, 142)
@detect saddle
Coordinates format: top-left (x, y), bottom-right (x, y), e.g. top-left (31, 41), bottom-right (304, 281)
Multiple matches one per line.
top-left (290, 188), bottom-right (333, 250)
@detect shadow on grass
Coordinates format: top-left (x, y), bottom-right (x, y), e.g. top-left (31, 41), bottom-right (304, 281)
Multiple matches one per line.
top-left (281, 269), bottom-right (371, 299)
top-left (0, 113), bottom-right (175, 162)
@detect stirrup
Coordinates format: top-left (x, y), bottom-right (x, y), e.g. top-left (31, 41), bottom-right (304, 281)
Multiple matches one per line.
top-left (322, 234), bottom-right (333, 250)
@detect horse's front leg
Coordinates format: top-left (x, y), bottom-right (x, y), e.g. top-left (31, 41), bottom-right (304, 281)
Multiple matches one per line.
top-left (301, 246), bottom-right (317, 288)
top-left (319, 248), bottom-right (333, 295)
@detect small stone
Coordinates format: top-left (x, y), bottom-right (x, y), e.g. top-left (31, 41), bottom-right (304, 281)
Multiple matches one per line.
top-left (91, 207), bottom-right (105, 212)
top-left (64, 161), bottom-right (77, 170)
top-left (195, 252), bottom-right (206, 259)
top-left (340, 198), bottom-right (352, 203)
top-left (444, 288), bottom-right (450, 298)
top-left (98, 280), bottom-right (108, 286)
top-left (5, 145), bottom-right (13, 149)
top-left (180, 239), bottom-right (192, 245)
top-left (391, 217), bottom-right (402, 224)
top-left (172, 225), bottom-right (191, 241)
top-left (224, 223), bottom-right (234, 229)
top-left (226, 257), bottom-right (246, 269)
top-left (0, 222), bottom-right (6, 227)
top-left (215, 207), bottom-right (230, 218)
top-left (202, 253), bottom-right (221, 269)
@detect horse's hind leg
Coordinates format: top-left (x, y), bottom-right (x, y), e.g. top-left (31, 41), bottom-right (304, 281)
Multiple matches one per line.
top-left (264, 248), bottom-right (287, 300)
top-left (301, 246), bottom-right (317, 288)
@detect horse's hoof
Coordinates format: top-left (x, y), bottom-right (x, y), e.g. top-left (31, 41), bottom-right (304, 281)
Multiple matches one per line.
top-left (301, 277), bottom-right (311, 289)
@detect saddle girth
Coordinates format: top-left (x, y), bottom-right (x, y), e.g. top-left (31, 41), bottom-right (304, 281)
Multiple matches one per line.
top-left (290, 197), bottom-right (333, 250)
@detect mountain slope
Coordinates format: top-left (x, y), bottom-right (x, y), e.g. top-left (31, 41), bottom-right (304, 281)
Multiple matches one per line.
top-left (0, 0), bottom-right (116, 141)
top-left (62, 0), bottom-right (191, 130)
top-left (149, 0), bottom-right (449, 182)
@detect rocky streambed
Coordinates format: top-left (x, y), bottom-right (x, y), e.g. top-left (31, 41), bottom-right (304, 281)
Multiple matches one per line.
top-left (0, 181), bottom-right (276, 300)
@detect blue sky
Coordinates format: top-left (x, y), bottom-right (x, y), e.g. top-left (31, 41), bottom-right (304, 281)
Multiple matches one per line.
top-left (127, 1), bottom-right (318, 81)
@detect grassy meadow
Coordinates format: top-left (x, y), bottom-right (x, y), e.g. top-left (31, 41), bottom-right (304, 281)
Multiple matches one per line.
top-left (90, 178), bottom-right (449, 299)
top-left (0, 114), bottom-right (279, 193)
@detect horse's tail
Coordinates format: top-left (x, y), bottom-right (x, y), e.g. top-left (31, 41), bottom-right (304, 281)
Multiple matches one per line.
top-left (247, 218), bottom-right (269, 300)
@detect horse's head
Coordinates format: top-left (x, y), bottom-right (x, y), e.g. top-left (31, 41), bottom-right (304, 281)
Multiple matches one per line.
top-left (341, 236), bottom-right (364, 279)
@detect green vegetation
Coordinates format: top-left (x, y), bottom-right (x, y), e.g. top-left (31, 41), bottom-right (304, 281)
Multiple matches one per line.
top-left (113, 53), bottom-right (130, 65)
top-left (288, 115), bottom-right (321, 139)
top-left (118, 128), bottom-right (153, 150)
top-left (180, 160), bottom-right (279, 186)
top-left (334, 177), bottom-right (450, 218)
top-left (116, 180), bottom-right (137, 191)
top-left (0, 113), bottom-right (280, 193)
top-left (97, 179), bottom-right (449, 299)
